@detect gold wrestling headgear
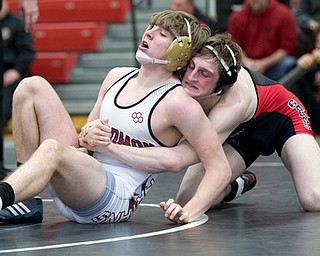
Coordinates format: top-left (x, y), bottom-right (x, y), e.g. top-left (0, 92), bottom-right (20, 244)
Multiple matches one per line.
top-left (138, 18), bottom-right (193, 72)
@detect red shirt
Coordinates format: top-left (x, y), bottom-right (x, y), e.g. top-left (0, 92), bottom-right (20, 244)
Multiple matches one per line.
top-left (227, 0), bottom-right (297, 59)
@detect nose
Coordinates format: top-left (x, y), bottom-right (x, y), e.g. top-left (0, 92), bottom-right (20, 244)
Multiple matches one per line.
top-left (144, 28), bottom-right (154, 40)
top-left (187, 69), bottom-right (199, 81)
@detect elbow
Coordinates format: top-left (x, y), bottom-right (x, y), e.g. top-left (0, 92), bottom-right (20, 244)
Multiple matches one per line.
top-left (161, 153), bottom-right (187, 173)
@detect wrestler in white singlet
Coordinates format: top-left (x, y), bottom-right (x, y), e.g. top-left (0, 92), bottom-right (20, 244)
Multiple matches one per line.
top-left (49, 69), bottom-right (182, 223)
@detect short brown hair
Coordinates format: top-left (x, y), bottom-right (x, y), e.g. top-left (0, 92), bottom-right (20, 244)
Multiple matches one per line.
top-left (197, 33), bottom-right (242, 74)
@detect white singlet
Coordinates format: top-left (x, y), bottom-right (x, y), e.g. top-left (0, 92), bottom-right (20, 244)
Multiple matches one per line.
top-left (49, 69), bottom-right (182, 224)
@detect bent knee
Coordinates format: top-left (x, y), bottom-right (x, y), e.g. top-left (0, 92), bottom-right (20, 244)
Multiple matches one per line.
top-left (38, 139), bottom-right (66, 160)
top-left (13, 76), bottom-right (50, 101)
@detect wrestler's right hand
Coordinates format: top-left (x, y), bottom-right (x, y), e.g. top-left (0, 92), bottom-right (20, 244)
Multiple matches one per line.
top-left (159, 198), bottom-right (191, 224)
top-left (78, 119), bottom-right (112, 153)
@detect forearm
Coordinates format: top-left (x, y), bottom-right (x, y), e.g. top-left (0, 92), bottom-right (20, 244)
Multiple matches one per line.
top-left (178, 144), bottom-right (232, 221)
top-left (181, 151), bottom-right (232, 221)
top-left (79, 116), bottom-right (199, 173)
top-left (107, 141), bottom-right (198, 173)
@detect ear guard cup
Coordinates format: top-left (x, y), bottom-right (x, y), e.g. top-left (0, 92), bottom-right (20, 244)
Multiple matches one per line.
top-left (218, 64), bottom-right (238, 90)
top-left (205, 44), bottom-right (238, 94)
top-left (162, 36), bottom-right (192, 71)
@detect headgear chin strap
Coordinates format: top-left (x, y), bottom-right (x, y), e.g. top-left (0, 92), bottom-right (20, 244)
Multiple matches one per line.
top-left (205, 44), bottom-right (238, 95)
top-left (135, 50), bottom-right (171, 65)
top-left (139, 18), bottom-right (193, 72)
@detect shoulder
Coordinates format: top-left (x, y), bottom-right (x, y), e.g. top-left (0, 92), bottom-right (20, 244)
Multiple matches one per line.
top-left (273, 2), bottom-right (295, 18)
top-left (99, 67), bottom-right (137, 94)
top-left (220, 68), bottom-right (256, 117)
top-left (106, 67), bottom-right (137, 78)
top-left (207, 81), bottom-right (250, 139)
top-left (220, 86), bottom-right (247, 114)
top-left (103, 67), bottom-right (137, 84)
top-left (163, 86), bottom-right (203, 114)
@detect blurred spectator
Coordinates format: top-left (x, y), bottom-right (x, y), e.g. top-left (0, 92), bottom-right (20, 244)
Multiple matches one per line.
top-left (171, 0), bottom-right (217, 34)
top-left (215, 0), bottom-right (296, 33)
top-left (290, 29), bottom-right (320, 134)
top-left (295, 0), bottom-right (320, 56)
top-left (227, 0), bottom-right (297, 81)
top-left (215, 0), bottom-right (243, 33)
top-left (0, 0), bottom-right (38, 178)
top-left (0, 0), bottom-right (35, 129)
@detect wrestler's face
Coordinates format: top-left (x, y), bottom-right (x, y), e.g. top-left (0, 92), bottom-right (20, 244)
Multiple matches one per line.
top-left (138, 25), bottom-right (174, 60)
top-left (182, 56), bottom-right (220, 98)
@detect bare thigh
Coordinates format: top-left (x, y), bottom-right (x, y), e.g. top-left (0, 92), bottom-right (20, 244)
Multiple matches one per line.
top-left (7, 139), bottom-right (107, 210)
top-left (49, 145), bottom-right (107, 210)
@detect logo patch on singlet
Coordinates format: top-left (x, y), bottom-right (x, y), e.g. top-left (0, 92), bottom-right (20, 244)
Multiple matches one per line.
top-left (132, 112), bottom-right (143, 123)
top-left (288, 99), bottom-right (312, 130)
top-left (111, 127), bottom-right (155, 147)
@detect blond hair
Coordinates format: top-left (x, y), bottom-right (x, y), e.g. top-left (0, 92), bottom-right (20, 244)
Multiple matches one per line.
top-left (149, 10), bottom-right (211, 56)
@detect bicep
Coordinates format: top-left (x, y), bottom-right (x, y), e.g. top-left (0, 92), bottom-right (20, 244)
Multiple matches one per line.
top-left (172, 100), bottom-right (221, 166)
top-left (87, 87), bottom-right (105, 122)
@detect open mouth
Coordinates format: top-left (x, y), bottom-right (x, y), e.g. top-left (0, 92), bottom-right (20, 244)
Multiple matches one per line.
top-left (141, 41), bottom-right (149, 49)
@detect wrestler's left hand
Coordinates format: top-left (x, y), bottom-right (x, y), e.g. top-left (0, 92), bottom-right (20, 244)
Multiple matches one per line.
top-left (159, 198), bottom-right (190, 224)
